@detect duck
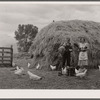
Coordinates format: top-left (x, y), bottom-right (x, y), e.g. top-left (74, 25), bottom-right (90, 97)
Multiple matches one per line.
top-left (27, 71), bottom-right (42, 80)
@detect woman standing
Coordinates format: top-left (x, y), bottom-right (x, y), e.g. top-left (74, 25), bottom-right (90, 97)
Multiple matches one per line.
top-left (78, 37), bottom-right (89, 69)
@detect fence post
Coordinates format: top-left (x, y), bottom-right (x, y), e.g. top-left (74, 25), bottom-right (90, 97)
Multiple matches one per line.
top-left (2, 48), bottom-right (4, 65)
top-left (11, 45), bottom-right (13, 67)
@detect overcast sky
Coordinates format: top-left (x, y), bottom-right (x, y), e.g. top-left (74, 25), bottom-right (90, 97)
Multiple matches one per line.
top-left (0, 2), bottom-right (100, 53)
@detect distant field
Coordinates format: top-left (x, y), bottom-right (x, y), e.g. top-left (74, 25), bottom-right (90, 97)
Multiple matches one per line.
top-left (0, 58), bottom-right (99, 89)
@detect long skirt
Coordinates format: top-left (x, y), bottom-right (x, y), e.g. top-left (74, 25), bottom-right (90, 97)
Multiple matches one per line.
top-left (78, 51), bottom-right (88, 66)
top-left (78, 60), bottom-right (88, 66)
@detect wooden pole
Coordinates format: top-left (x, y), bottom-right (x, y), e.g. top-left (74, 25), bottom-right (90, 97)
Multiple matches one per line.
top-left (11, 45), bottom-right (13, 67)
top-left (2, 48), bottom-right (4, 66)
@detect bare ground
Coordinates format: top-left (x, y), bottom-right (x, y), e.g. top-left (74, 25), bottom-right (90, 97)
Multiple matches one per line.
top-left (0, 58), bottom-right (100, 89)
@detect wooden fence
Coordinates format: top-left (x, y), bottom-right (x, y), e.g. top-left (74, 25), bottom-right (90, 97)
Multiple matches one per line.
top-left (0, 45), bottom-right (13, 67)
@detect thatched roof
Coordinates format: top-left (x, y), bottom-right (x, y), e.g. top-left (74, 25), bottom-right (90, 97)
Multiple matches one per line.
top-left (30, 20), bottom-right (100, 69)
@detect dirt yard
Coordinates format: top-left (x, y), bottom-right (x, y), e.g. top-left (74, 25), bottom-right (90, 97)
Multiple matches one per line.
top-left (0, 58), bottom-right (100, 89)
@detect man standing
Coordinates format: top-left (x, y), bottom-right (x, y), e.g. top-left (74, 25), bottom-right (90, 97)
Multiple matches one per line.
top-left (58, 38), bottom-right (72, 76)
top-left (63, 38), bottom-right (73, 68)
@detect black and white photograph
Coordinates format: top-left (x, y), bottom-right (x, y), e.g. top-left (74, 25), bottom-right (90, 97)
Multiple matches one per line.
top-left (1, 1), bottom-right (100, 92)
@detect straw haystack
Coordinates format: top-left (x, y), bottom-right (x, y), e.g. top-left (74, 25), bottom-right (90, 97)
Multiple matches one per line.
top-left (30, 20), bottom-right (100, 70)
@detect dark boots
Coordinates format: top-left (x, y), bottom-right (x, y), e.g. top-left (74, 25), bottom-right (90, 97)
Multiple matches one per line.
top-left (67, 67), bottom-right (75, 76)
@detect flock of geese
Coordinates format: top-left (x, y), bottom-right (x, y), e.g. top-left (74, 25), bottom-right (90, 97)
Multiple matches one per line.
top-left (12, 62), bottom-right (100, 80)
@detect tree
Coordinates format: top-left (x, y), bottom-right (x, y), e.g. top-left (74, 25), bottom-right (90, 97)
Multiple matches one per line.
top-left (15, 24), bottom-right (38, 52)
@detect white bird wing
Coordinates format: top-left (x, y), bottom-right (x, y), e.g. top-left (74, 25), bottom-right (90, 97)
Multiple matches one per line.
top-left (14, 67), bottom-right (24, 75)
top-left (64, 67), bottom-right (66, 72)
top-left (62, 67), bottom-right (66, 74)
top-left (50, 65), bottom-right (53, 69)
top-left (27, 71), bottom-right (41, 80)
top-left (76, 72), bottom-right (84, 76)
top-left (75, 69), bottom-right (80, 74)
top-left (14, 69), bottom-right (22, 75)
top-left (83, 69), bottom-right (87, 74)
top-left (20, 67), bottom-right (24, 71)
top-left (50, 65), bottom-right (56, 70)
top-left (76, 69), bottom-right (87, 77)
top-left (36, 64), bottom-right (40, 69)
top-left (28, 63), bottom-right (31, 68)
top-left (98, 66), bottom-right (100, 70)
top-left (16, 66), bottom-right (20, 70)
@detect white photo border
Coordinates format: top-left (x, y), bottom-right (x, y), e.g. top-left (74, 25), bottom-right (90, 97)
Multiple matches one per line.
top-left (0, 1), bottom-right (100, 99)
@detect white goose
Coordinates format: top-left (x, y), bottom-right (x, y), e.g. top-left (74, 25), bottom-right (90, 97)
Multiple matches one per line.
top-left (50, 65), bottom-right (56, 71)
top-left (27, 71), bottom-right (42, 80)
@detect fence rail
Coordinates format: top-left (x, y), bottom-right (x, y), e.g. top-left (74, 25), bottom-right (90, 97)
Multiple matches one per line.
top-left (0, 45), bottom-right (13, 67)
top-left (0, 51), bottom-right (11, 53)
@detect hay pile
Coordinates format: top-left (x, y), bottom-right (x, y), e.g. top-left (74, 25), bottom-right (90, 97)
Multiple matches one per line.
top-left (30, 20), bottom-right (100, 69)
